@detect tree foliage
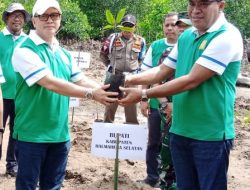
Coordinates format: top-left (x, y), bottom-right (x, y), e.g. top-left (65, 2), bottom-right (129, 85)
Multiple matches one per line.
top-left (76, 0), bottom-right (188, 41)
top-left (139, 0), bottom-right (249, 43)
top-left (57, 0), bottom-right (91, 40)
top-left (76, 0), bottom-right (149, 39)
top-left (138, 0), bottom-right (188, 43)
top-left (0, 0), bottom-right (249, 42)
top-left (224, 0), bottom-right (250, 38)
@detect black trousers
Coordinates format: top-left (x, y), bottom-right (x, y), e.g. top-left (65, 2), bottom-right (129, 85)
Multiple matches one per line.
top-left (1, 99), bottom-right (17, 170)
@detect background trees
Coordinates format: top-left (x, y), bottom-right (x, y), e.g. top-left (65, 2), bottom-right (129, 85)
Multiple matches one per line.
top-left (0, 0), bottom-right (249, 43)
top-left (76, 0), bottom-right (149, 39)
top-left (139, 0), bottom-right (187, 43)
top-left (224, 0), bottom-right (250, 38)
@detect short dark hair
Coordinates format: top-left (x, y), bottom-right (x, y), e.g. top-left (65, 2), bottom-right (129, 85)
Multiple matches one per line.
top-left (163, 12), bottom-right (178, 23)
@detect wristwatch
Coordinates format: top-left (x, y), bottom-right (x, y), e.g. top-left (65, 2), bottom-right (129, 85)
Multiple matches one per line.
top-left (84, 88), bottom-right (93, 100)
top-left (141, 89), bottom-right (148, 102)
top-left (160, 101), bottom-right (168, 109)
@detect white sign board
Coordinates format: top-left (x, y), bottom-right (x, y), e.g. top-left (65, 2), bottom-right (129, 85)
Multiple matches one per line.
top-left (69, 97), bottom-right (80, 108)
top-left (70, 51), bottom-right (91, 69)
top-left (91, 122), bottom-right (147, 160)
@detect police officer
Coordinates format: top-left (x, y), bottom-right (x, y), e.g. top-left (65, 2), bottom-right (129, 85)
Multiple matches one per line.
top-left (100, 14), bottom-right (146, 124)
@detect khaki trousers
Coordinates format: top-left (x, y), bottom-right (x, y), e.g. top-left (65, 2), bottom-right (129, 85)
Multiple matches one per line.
top-left (104, 102), bottom-right (139, 124)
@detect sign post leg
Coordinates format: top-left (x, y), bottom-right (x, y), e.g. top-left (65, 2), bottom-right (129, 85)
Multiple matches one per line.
top-left (114, 133), bottom-right (119, 190)
top-left (71, 107), bottom-right (75, 124)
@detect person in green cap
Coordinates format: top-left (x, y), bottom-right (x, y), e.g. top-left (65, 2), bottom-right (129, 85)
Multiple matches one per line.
top-left (175, 11), bottom-right (192, 33)
top-left (0, 2), bottom-right (30, 177)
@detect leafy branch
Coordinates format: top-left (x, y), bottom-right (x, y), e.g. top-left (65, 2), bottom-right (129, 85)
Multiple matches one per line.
top-left (103, 8), bottom-right (128, 74)
top-left (103, 8), bottom-right (126, 32)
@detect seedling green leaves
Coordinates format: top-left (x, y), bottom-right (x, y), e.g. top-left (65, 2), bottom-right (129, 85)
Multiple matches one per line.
top-left (103, 8), bottom-right (126, 32)
top-left (105, 10), bottom-right (115, 25)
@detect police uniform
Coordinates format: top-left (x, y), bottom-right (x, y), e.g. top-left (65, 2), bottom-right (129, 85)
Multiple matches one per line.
top-left (100, 14), bottom-right (146, 124)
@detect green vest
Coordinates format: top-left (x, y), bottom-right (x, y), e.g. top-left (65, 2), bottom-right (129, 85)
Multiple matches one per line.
top-left (14, 38), bottom-right (73, 143)
top-left (170, 25), bottom-right (241, 141)
top-left (0, 32), bottom-right (26, 99)
top-left (149, 39), bottom-right (174, 109)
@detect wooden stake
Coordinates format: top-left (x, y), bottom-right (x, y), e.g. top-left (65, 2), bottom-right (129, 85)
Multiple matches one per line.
top-left (114, 133), bottom-right (119, 190)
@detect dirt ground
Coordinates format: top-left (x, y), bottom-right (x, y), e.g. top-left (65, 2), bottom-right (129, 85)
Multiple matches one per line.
top-left (0, 41), bottom-right (249, 190)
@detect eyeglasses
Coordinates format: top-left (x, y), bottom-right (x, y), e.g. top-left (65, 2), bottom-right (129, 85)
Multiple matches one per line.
top-left (8, 13), bottom-right (24, 20)
top-left (188, 0), bottom-right (219, 9)
top-left (35, 13), bottom-right (61, 22)
top-left (122, 22), bottom-right (135, 28)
